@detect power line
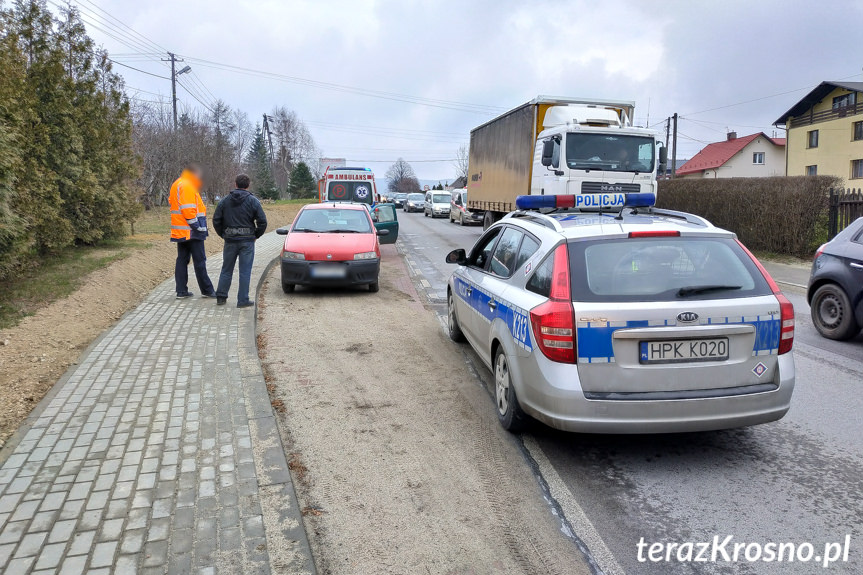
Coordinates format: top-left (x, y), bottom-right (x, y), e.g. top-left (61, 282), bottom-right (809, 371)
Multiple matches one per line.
top-left (682, 73), bottom-right (862, 116)
top-left (75, 0), bottom-right (167, 54)
top-left (107, 58), bottom-right (169, 79)
top-left (178, 56), bottom-right (505, 114)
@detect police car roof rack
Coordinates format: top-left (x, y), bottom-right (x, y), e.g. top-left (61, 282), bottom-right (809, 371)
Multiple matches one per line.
top-left (648, 208), bottom-right (711, 228)
top-left (506, 211), bottom-right (563, 232)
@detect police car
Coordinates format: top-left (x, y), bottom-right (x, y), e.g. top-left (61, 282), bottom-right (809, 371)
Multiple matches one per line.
top-left (445, 193), bottom-right (795, 433)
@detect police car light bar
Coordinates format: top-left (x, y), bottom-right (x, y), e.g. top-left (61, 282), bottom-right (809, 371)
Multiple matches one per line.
top-left (515, 193), bottom-right (655, 211)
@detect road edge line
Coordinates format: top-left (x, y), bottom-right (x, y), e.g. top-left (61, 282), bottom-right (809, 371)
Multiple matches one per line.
top-left (521, 435), bottom-right (625, 575)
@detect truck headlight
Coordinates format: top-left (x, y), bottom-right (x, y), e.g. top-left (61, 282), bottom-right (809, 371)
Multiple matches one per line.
top-left (354, 251), bottom-right (377, 260)
top-left (282, 251), bottom-right (305, 260)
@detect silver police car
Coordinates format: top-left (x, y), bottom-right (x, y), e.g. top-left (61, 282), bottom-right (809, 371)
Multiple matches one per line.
top-left (445, 195), bottom-right (795, 433)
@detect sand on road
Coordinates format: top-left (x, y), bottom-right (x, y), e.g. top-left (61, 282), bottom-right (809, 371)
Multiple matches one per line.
top-left (258, 246), bottom-right (589, 575)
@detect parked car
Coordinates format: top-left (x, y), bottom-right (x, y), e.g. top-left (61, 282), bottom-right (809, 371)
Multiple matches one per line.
top-left (392, 193), bottom-right (407, 207)
top-left (445, 193), bottom-right (795, 433)
top-left (449, 189), bottom-right (482, 226)
top-left (404, 193), bottom-right (425, 212)
top-left (808, 216), bottom-right (863, 340)
top-left (276, 203), bottom-right (388, 293)
top-left (424, 191), bottom-right (452, 218)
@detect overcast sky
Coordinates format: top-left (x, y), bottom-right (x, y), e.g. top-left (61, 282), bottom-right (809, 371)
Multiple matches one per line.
top-left (63, 0), bottom-right (863, 180)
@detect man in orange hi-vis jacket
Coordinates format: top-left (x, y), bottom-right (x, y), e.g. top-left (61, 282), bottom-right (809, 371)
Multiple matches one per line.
top-left (169, 163), bottom-right (216, 299)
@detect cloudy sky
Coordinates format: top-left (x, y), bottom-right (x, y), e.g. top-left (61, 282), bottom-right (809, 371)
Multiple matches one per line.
top-left (61, 0), bottom-right (863, 180)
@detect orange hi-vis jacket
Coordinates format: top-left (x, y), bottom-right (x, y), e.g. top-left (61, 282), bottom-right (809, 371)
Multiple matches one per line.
top-left (169, 170), bottom-right (208, 242)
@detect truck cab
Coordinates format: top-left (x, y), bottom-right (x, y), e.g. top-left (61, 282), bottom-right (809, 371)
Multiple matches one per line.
top-left (532, 104), bottom-right (665, 198)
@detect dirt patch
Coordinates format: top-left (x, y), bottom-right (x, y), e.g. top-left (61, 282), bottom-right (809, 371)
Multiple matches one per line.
top-left (0, 203), bottom-right (303, 449)
top-left (258, 252), bottom-right (589, 575)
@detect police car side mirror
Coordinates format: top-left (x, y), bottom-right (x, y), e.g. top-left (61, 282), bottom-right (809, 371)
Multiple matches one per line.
top-left (541, 140), bottom-right (554, 167)
top-left (446, 249), bottom-right (467, 265)
top-left (276, 228), bottom-right (289, 235)
top-left (377, 229), bottom-right (390, 237)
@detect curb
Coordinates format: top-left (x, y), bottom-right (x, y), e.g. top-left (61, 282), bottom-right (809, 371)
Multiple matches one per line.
top-left (240, 252), bottom-right (317, 575)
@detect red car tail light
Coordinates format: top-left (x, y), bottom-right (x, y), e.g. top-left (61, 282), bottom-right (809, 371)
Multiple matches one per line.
top-left (814, 243), bottom-right (826, 260)
top-left (529, 244), bottom-right (576, 363)
top-left (736, 239), bottom-right (794, 354)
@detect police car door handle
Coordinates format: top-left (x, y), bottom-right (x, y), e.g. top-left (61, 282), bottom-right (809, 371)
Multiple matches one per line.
top-left (851, 262), bottom-right (863, 270)
top-left (488, 300), bottom-right (497, 310)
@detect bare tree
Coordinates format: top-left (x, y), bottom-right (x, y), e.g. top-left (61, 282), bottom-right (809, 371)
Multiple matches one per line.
top-left (385, 158), bottom-right (417, 196)
top-left (270, 106), bottom-right (321, 192)
top-left (453, 143), bottom-right (469, 183)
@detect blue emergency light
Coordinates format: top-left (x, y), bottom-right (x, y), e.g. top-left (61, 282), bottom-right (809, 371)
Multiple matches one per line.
top-left (515, 192), bottom-right (655, 211)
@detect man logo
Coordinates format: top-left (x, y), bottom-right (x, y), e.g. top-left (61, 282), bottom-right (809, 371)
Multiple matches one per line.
top-left (677, 311), bottom-right (699, 323)
top-left (600, 184), bottom-right (623, 192)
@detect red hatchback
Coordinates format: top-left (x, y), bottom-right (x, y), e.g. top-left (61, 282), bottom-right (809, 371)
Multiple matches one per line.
top-left (276, 203), bottom-right (388, 293)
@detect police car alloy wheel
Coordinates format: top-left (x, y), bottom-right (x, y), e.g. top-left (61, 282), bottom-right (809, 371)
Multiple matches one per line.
top-left (447, 292), bottom-right (466, 343)
top-left (494, 347), bottom-right (526, 432)
top-left (811, 284), bottom-right (859, 340)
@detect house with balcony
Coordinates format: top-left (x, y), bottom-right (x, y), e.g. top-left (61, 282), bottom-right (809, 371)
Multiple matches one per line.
top-left (774, 81), bottom-right (863, 181)
top-left (675, 132), bottom-right (785, 178)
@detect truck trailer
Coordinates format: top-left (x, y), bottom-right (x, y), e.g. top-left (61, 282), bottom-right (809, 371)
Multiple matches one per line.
top-left (467, 96), bottom-right (667, 228)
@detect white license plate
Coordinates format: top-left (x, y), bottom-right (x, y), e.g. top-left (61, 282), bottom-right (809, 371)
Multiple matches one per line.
top-left (310, 264), bottom-right (347, 279)
top-left (640, 338), bottom-right (729, 364)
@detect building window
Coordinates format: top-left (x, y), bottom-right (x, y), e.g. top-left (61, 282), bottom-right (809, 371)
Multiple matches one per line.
top-left (854, 121), bottom-right (863, 141)
top-left (807, 130), bottom-right (819, 148)
top-left (833, 92), bottom-right (856, 109)
top-left (752, 152), bottom-right (765, 165)
top-left (852, 160), bottom-right (863, 179)
top-left (806, 165), bottom-right (818, 176)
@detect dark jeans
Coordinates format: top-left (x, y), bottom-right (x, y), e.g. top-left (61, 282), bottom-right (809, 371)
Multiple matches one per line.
top-left (175, 240), bottom-right (214, 295)
top-left (216, 241), bottom-right (255, 304)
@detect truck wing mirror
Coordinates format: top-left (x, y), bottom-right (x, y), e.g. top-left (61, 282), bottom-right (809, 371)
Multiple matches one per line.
top-left (659, 146), bottom-right (668, 169)
top-left (541, 140), bottom-right (554, 167)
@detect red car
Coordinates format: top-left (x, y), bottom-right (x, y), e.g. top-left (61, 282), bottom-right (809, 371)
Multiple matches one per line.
top-left (276, 203), bottom-right (389, 293)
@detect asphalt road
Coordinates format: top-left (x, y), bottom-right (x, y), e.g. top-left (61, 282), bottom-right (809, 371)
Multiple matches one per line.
top-left (397, 209), bottom-right (863, 575)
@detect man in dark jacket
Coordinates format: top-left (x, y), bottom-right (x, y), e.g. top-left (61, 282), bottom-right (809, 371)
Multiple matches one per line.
top-left (212, 174), bottom-right (268, 307)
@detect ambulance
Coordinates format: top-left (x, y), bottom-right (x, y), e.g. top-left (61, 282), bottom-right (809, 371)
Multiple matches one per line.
top-left (318, 167), bottom-right (378, 205)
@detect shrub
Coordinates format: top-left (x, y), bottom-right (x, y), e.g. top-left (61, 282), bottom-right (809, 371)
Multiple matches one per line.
top-left (656, 176), bottom-right (840, 257)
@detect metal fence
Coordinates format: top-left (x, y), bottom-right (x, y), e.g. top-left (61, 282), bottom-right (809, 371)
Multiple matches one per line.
top-left (828, 188), bottom-right (863, 239)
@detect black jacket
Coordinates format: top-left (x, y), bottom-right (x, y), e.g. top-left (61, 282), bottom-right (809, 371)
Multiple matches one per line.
top-left (213, 189), bottom-right (268, 242)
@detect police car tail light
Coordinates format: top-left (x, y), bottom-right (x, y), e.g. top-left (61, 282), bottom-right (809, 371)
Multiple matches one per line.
top-left (628, 231), bottom-right (680, 238)
top-left (777, 295), bottom-right (795, 355)
top-left (736, 239), bottom-right (794, 354)
top-left (529, 244), bottom-right (576, 364)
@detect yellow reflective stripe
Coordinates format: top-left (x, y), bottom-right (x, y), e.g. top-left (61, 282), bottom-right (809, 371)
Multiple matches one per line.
top-left (172, 224), bottom-right (191, 230)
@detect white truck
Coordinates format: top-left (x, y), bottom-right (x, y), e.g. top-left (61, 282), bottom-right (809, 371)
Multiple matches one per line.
top-left (467, 96), bottom-right (667, 228)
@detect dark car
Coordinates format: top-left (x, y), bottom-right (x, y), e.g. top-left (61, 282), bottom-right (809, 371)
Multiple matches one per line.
top-left (808, 217), bottom-right (863, 340)
top-left (392, 193), bottom-right (408, 208)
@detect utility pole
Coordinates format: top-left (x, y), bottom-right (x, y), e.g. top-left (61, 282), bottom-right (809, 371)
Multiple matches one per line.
top-left (163, 52), bottom-right (190, 130)
top-left (665, 117), bottom-right (671, 178)
top-left (671, 112), bottom-right (679, 179)
top-left (262, 114), bottom-right (276, 174)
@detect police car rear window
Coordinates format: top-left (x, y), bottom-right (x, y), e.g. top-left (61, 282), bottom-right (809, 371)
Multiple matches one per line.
top-left (567, 237), bottom-right (771, 302)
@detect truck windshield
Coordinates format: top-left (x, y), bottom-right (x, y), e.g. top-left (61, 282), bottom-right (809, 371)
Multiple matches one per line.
top-left (326, 181), bottom-right (374, 204)
top-left (565, 134), bottom-right (656, 173)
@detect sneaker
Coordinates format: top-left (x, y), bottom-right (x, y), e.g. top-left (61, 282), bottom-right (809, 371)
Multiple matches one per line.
top-left (176, 292), bottom-right (193, 299)
top-left (201, 292), bottom-right (217, 299)
top-left (216, 298), bottom-right (227, 306)
top-left (237, 301), bottom-right (255, 308)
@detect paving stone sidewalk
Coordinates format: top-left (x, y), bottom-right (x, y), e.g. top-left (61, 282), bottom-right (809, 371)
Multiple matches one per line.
top-left (0, 232), bottom-right (315, 575)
